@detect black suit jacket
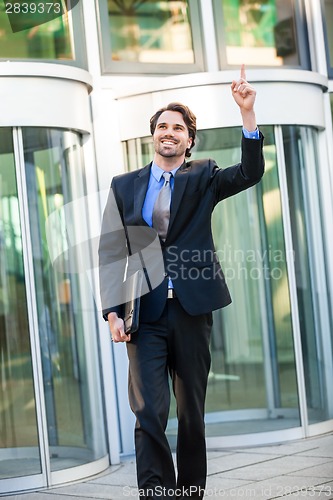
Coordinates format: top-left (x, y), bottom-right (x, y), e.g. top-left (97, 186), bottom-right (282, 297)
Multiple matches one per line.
top-left (99, 133), bottom-right (264, 323)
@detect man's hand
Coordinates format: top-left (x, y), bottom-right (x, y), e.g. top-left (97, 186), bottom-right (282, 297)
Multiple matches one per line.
top-left (108, 312), bottom-right (131, 343)
top-left (231, 64), bottom-right (256, 111)
top-left (231, 64), bottom-right (257, 132)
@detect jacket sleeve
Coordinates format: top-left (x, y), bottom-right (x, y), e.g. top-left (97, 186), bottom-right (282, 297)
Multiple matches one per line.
top-left (98, 179), bottom-right (128, 320)
top-left (210, 132), bottom-right (265, 204)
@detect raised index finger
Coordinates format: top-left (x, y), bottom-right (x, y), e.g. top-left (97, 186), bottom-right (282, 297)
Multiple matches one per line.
top-left (240, 63), bottom-right (246, 80)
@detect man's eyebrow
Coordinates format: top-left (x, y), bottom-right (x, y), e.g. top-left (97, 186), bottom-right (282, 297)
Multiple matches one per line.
top-left (157, 122), bottom-right (186, 128)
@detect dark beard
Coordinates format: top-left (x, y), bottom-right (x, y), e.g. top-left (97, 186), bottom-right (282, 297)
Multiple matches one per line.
top-left (156, 143), bottom-right (183, 158)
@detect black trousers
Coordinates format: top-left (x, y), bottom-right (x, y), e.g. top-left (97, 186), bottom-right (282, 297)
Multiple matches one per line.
top-left (126, 298), bottom-right (212, 499)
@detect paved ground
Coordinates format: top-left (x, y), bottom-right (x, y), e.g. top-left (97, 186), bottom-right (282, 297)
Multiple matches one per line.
top-left (2, 433), bottom-right (333, 499)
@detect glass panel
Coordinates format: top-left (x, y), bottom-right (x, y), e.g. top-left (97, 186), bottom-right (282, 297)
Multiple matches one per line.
top-left (323, 0), bottom-right (333, 69)
top-left (282, 125), bottom-right (333, 423)
top-left (125, 138), bottom-right (154, 172)
top-left (22, 128), bottom-right (107, 471)
top-left (0, 128), bottom-right (41, 478)
top-left (141, 138), bottom-right (155, 167)
top-left (215, 0), bottom-right (300, 67)
top-left (0, 3), bottom-right (72, 60)
top-left (107, 0), bottom-right (194, 64)
top-left (261, 131), bottom-right (297, 411)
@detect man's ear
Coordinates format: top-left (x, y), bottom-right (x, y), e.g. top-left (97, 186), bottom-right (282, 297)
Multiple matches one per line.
top-left (187, 137), bottom-right (193, 149)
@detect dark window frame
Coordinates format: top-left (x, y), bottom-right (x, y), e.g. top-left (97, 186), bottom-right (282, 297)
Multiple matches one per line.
top-left (96, 0), bottom-right (205, 75)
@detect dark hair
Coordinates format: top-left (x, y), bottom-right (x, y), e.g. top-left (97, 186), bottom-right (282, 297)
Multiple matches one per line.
top-left (150, 102), bottom-right (196, 158)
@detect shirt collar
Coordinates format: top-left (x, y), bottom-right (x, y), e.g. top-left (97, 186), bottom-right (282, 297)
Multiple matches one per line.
top-left (151, 162), bottom-right (182, 182)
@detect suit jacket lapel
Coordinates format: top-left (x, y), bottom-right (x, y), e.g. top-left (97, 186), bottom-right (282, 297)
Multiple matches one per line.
top-left (168, 161), bottom-right (191, 235)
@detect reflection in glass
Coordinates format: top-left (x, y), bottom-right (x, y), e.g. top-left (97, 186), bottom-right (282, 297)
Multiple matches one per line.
top-left (125, 137), bottom-right (154, 172)
top-left (324, 0), bottom-right (333, 68)
top-left (0, 128), bottom-right (41, 479)
top-left (22, 129), bottom-right (107, 471)
top-left (260, 135), bottom-right (298, 411)
top-left (0, 5), bottom-right (73, 60)
top-left (107, 0), bottom-right (194, 63)
top-left (217, 0), bottom-right (300, 66)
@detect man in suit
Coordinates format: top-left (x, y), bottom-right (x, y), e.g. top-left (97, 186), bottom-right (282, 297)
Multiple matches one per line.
top-left (99, 66), bottom-right (264, 499)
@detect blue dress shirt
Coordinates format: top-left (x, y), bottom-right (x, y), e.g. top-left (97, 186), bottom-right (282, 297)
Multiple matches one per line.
top-left (242, 127), bottom-right (260, 140)
top-left (142, 163), bottom-right (181, 227)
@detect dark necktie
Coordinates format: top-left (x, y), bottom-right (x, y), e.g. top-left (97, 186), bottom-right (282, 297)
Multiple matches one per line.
top-left (152, 172), bottom-right (172, 240)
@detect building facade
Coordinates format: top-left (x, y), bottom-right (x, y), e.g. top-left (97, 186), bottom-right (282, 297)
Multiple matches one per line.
top-left (0, 0), bottom-right (333, 494)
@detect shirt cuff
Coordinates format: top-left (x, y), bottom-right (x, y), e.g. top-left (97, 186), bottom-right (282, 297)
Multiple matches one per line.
top-left (242, 127), bottom-right (260, 140)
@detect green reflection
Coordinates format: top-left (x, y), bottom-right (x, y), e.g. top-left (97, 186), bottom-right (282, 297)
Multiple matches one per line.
top-left (0, 1), bottom-right (73, 60)
top-left (107, 0), bottom-right (194, 64)
top-left (219, 0), bottom-right (299, 66)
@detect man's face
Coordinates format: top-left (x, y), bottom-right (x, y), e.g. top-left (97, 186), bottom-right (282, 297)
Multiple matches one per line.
top-left (153, 110), bottom-right (192, 160)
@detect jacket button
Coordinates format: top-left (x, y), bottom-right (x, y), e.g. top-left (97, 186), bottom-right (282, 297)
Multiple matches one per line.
top-left (163, 272), bottom-right (168, 277)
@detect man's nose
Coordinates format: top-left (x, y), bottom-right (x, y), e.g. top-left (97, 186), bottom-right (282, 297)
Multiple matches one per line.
top-left (164, 127), bottom-right (174, 136)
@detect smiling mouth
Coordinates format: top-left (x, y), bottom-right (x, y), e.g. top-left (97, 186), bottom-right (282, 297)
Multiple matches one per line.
top-left (161, 140), bottom-right (177, 146)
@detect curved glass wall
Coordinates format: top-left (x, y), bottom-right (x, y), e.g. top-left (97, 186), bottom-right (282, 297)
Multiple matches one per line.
top-left (124, 125), bottom-right (333, 444)
top-left (213, 0), bottom-right (309, 68)
top-left (0, 128), bottom-right (107, 489)
top-left (0, 1), bottom-right (86, 67)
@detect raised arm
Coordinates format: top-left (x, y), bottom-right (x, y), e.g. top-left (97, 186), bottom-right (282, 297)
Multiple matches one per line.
top-left (231, 64), bottom-right (257, 132)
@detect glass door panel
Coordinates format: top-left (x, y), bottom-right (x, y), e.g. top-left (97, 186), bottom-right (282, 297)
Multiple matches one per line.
top-left (282, 126), bottom-right (333, 423)
top-left (22, 128), bottom-right (107, 472)
top-left (260, 131), bottom-right (298, 412)
top-left (0, 128), bottom-right (41, 478)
